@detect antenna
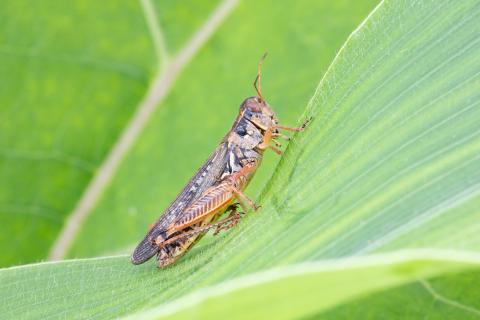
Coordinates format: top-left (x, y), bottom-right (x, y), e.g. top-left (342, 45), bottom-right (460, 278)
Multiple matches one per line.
top-left (253, 52), bottom-right (268, 101)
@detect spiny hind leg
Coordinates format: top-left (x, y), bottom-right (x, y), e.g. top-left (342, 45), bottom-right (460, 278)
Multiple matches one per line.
top-left (213, 203), bottom-right (245, 235)
top-left (156, 204), bottom-right (241, 248)
top-left (175, 203), bottom-right (244, 237)
top-left (156, 205), bottom-right (247, 268)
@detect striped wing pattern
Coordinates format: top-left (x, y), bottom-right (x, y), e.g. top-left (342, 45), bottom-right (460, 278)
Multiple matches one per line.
top-left (169, 181), bottom-right (234, 233)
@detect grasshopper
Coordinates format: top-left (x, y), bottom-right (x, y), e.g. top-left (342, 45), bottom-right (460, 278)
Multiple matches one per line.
top-left (131, 55), bottom-right (308, 268)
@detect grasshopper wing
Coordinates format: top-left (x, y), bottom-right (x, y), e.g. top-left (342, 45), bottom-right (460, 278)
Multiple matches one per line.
top-left (131, 142), bottom-right (229, 264)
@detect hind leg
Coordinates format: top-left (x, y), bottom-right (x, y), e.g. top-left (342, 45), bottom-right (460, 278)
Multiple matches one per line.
top-left (156, 204), bottom-right (244, 248)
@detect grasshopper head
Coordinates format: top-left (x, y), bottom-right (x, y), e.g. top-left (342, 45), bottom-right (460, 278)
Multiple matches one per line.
top-left (241, 96), bottom-right (278, 129)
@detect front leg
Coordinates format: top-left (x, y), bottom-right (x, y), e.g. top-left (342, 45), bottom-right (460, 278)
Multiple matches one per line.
top-left (257, 117), bottom-right (311, 154)
top-left (272, 132), bottom-right (290, 141)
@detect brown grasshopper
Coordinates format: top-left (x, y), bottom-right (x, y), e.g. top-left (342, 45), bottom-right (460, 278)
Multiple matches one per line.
top-left (131, 55), bottom-right (308, 268)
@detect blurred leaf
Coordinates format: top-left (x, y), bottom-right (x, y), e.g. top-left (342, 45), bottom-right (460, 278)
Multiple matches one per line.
top-left (1, 0), bottom-right (479, 318)
top-left (0, 0), bottom-right (219, 266)
top-left (317, 267), bottom-right (480, 319)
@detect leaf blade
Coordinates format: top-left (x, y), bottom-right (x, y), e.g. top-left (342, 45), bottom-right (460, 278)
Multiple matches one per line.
top-left (2, 0), bottom-right (480, 319)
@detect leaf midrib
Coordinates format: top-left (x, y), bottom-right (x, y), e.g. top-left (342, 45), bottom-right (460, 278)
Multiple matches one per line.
top-left (47, 0), bottom-right (240, 261)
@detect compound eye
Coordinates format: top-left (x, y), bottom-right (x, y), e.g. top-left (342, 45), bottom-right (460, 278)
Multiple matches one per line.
top-left (244, 109), bottom-right (253, 119)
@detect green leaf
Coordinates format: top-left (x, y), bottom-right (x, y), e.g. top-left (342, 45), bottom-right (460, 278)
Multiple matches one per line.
top-left (0, 0), bottom-right (378, 267)
top-left (317, 266), bottom-right (480, 319)
top-left (2, 250), bottom-right (480, 319)
top-left (0, 0), bottom-right (219, 266)
top-left (129, 250), bottom-right (480, 319)
top-left (2, 0), bottom-right (480, 319)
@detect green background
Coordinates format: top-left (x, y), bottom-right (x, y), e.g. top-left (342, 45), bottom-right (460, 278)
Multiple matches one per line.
top-left (0, 0), bottom-right (377, 266)
top-left (2, 0), bottom-right (480, 319)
